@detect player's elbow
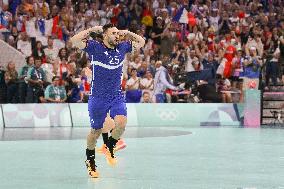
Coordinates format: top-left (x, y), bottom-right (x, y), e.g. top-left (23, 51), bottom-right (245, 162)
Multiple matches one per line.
top-left (133, 38), bottom-right (145, 51)
top-left (70, 37), bottom-right (85, 50)
top-left (139, 38), bottom-right (146, 49)
top-left (133, 43), bottom-right (144, 52)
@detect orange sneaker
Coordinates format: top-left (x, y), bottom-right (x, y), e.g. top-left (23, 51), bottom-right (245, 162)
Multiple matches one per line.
top-left (85, 160), bottom-right (99, 178)
top-left (96, 144), bottom-right (107, 154)
top-left (114, 139), bottom-right (127, 153)
top-left (105, 148), bottom-right (117, 166)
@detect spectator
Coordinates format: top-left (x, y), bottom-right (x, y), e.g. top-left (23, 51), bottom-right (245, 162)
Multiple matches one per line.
top-left (44, 37), bottom-right (58, 63)
top-left (18, 56), bottom-right (34, 103)
top-left (2, 0), bottom-right (284, 104)
top-left (17, 32), bottom-right (32, 57)
top-left (45, 76), bottom-right (67, 103)
top-left (231, 49), bottom-right (244, 89)
top-left (151, 16), bottom-right (165, 47)
top-left (67, 77), bottom-right (83, 103)
top-left (54, 47), bottom-right (70, 83)
top-left (4, 61), bottom-right (18, 103)
top-left (65, 39), bottom-right (75, 55)
top-left (10, 26), bottom-right (19, 41)
top-left (245, 35), bottom-right (264, 57)
top-left (216, 78), bottom-right (233, 103)
top-left (242, 46), bottom-right (262, 90)
top-left (7, 35), bottom-right (16, 48)
top-left (201, 53), bottom-right (219, 85)
top-left (231, 49), bottom-right (244, 102)
top-left (160, 25), bottom-right (178, 56)
top-left (80, 61), bottom-right (92, 95)
top-left (209, 8), bottom-right (220, 33)
top-left (153, 60), bottom-right (179, 103)
top-left (126, 68), bottom-right (142, 103)
top-left (33, 0), bottom-right (50, 18)
top-left (129, 56), bottom-right (142, 70)
top-left (65, 62), bottom-right (81, 94)
top-left (26, 58), bottom-right (46, 103)
top-left (266, 50), bottom-right (280, 87)
top-left (32, 41), bottom-right (46, 62)
top-left (185, 49), bottom-right (199, 73)
top-left (41, 56), bottom-right (55, 85)
top-left (85, 2), bottom-right (99, 24)
top-left (141, 91), bottom-right (152, 103)
top-left (38, 85), bottom-right (48, 103)
top-left (140, 70), bottom-right (154, 96)
top-left (117, 8), bottom-right (131, 29)
top-left (137, 61), bottom-right (148, 77)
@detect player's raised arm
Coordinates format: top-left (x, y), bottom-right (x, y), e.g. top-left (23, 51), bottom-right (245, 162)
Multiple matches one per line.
top-left (119, 30), bottom-right (145, 52)
top-left (70, 26), bottom-right (103, 50)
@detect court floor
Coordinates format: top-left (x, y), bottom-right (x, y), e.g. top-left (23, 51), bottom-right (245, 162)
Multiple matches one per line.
top-left (0, 126), bottom-right (283, 189)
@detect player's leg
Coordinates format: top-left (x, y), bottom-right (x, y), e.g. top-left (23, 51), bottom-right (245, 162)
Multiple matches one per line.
top-left (97, 113), bottom-right (115, 154)
top-left (86, 128), bottom-right (102, 178)
top-left (105, 101), bottom-right (127, 165)
top-left (85, 99), bottom-right (108, 178)
top-left (97, 118), bottom-right (127, 154)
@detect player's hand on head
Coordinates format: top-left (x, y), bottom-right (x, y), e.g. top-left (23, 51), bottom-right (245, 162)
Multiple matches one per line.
top-left (119, 30), bottom-right (129, 37)
top-left (88, 26), bottom-right (103, 34)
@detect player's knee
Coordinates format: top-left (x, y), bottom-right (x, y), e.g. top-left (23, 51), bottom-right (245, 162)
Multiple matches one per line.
top-left (103, 117), bottom-right (115, 132)
top-left (114, 115), bottom-right (127, 128)
top-left (90, 128), bottom-right (102, 134)
top-left (89, 129), bottom-right (102, 141)
top-left (87, 129), bottom-right (102, 150)
top-left (104, 116), bottom-right (115, 127)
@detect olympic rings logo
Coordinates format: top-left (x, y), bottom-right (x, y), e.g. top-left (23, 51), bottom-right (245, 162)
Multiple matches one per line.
top-left (155, 108), bottom-right (179, 121)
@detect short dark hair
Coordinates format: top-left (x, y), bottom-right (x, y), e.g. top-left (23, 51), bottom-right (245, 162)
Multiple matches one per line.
top-left (102, 23), bottom-right (115, 33)
top-left (48, 36), bottom-right (54, 40)
top-left (131, 68), bottom-right (137, 72)
top-left (26, 55), bottom-right (34, 64)
top-left (90, 24), bottom-right (115, 40)
top-left (34, 57), bottom-right (42, 63)
top-left (143, 91), bottom-right (150, 96)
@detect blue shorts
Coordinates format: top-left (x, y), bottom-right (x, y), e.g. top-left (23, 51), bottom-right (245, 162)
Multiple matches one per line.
top-left (88, 96), bottom-right (127, 129)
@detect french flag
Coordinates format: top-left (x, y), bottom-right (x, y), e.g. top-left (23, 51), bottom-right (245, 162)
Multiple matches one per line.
top-left (38, 19), bottom-right (45, 36)
top-left (172, 6), bottom-right (189, 24)
top-left (172, 6), bottom-right (196, 26)
top-left (0, 11), bottom-right (8, 30)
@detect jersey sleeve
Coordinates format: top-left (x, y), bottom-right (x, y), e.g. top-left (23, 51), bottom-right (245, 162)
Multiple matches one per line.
top-left (122, 41), bottom-right (132, 53)
top-left (83, 40), bottom-right (99, 54)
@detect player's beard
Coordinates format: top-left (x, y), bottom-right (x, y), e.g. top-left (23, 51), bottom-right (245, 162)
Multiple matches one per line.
top-left (103, 34), bottom-right (119, 48)
top-left (108, 37), bottom-right (119, 47)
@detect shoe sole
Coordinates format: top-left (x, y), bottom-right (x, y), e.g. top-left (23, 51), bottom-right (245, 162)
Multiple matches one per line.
top-left (106, 156), bottom-right (117, 166)
top-left (85, 160), bottom-right (99, 178)
top-left (105, 151), bottom-right (117, 166)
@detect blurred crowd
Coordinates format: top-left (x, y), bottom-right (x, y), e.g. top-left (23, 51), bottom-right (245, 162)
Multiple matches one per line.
top-left (0, 0), bottom-right (284, 104)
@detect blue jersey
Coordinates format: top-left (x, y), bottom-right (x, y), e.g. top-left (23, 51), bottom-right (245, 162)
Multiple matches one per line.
top-left (84, 40), bottom-right (132, 99)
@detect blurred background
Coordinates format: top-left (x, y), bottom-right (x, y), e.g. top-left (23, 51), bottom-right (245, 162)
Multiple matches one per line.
top-left (0, 0), bottom-right (284, 126)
